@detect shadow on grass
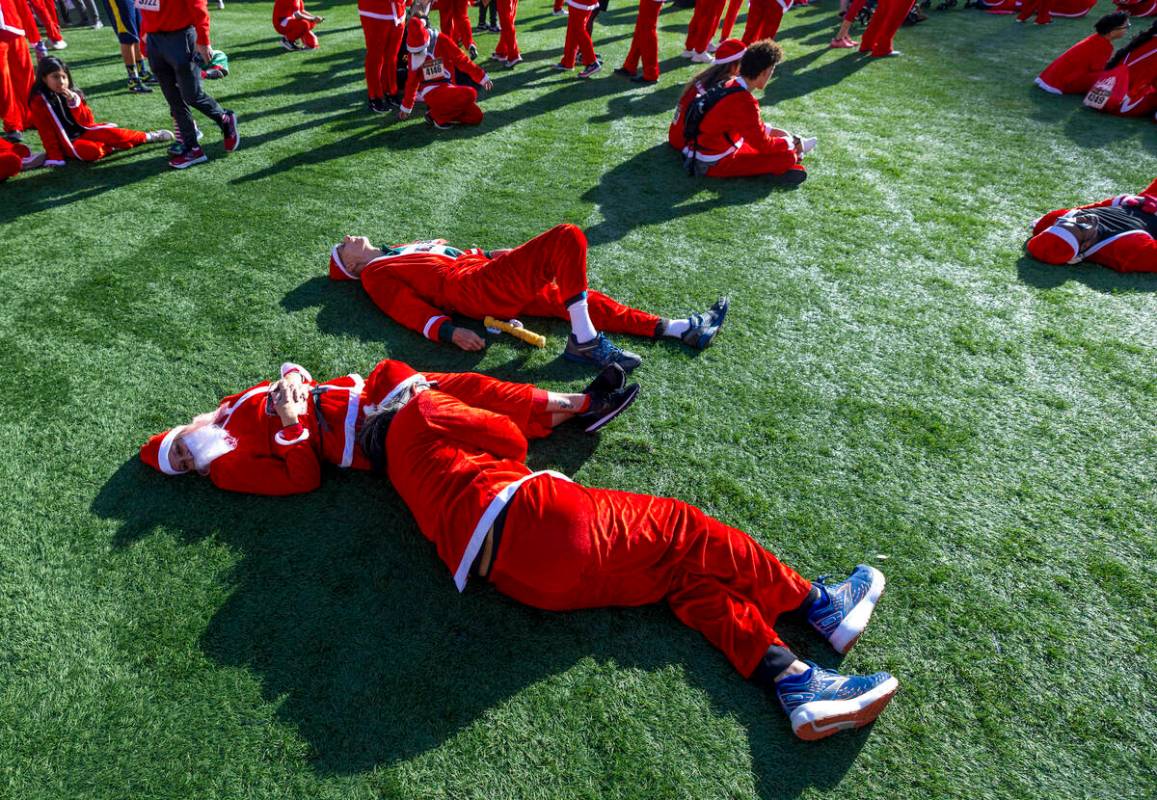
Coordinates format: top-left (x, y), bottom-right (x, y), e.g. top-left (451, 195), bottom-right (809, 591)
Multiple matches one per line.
top-left (92, 448), bottom-right (869, 798)
top-left (1015, 254), bottom-right (1157, 293)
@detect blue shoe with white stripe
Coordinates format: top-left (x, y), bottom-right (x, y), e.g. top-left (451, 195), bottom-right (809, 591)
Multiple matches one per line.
top-left (807, 564), bottom-right (885, 655)
top-left (776, 662), bottom-right (899, 741)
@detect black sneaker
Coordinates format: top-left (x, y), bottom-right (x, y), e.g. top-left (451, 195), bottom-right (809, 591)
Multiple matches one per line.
top-left (128, 78), bottom-right (152, 93)
top-left (424, 112), bottom-right (452, 130)
top-left (468, 43), bottom-right (478, 60)
top-left (578, 59), bottom-right (602, 78)
top-left (368, 96), bottom-right (387, 114)
top-left (578, 381), bottom-right (639, 433)
top-left (563, 332), bottom-right (642, 372)
top-left (582, 363), bottom-right (627, 397)
top-left (139, 69), bottom-right (158, 84)
top-left (613, 66), bottom-right (635, 78)
top-left (631, 75), bottom-right (659, 84)
top-left (679, 295), bottom-right (730, 349)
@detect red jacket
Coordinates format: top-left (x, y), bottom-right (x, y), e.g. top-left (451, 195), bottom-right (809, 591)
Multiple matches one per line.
top-left (273, 0), bottom-right (305, 28)
top-left (1036, 34), bottom-right (1113, 95)
top-left (0, 0), bottom-right (25, 42)
top-left (685, 77), bottom-right (793, 162)
top-left (29, 92), bottom-right (116, 165)
top-left (1032, 179), bottom-right (1157, 273)
top-left (138, 0), bottom-right (211, 46)
top-left (669, 81), bottom-right (702, 151)
top-left (399, 31), bottom-right (487, 115)
top-left (358, 0), bottom-right (406, 19)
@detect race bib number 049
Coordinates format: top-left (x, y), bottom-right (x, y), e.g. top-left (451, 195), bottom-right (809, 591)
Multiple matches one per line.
top-left (422, 58), bottom-right (445, 82)
top-left (135, 0), bottom-right (160, 10)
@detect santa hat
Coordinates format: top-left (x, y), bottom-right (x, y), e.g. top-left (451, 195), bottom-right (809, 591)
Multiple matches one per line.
top-left (363, 360), bottom-right (427, 415)
top-left (140, 426), bottom-right (188, 476)
top-left (1026, 226), bottom-right (1080, 264)
top-left (407, 16), bottom-right (430, 54)
top-left (714, 39), bottom-right (746, 66)
top-left (329, 244), bottom-right (358, 281)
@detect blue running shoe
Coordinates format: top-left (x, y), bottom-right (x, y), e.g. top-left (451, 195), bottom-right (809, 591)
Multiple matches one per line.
top-left (807, 564), bottom-right (885, 654)
top-left (775, 662), bottom-right (899, 741)
top-left (563, 332), bottom-right (642, 372)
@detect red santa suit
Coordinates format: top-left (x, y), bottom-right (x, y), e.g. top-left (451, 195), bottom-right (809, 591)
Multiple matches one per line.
top-left (400, 18), bottom-right (488, 125)
top-left (30, 90), bottom-right (148, 165)
top-left (561, 0), bottom-right (599, 69)
top-left (1116, 0), bottom-right (1157, 16)
top-left (0, 0), bottom-right (31, 136)
top-left (684, 76), bottom-right (804, 180)
top-left (859, 0), bottom-right (910, 57)
top-left (0, 136), bottom-right (29, 180)
top-left (741, 0), bottom-right (792, 46)
top-left (1035, 33), bottom-right (1114, 95)
top-left (273, 0), bottom-right (319, 48)
top-left (493, 0), bottom-right (520, 63)
top-left (621, 0), bottom-right (662, 81)
top-left (1026, 179), bottom-right (1157, 274)
top-left (438, 0), bottom-right (474, 49)
top-left (329, 224), bottom-right (662, 344)
top-left (686, 0), bottom-right (726, 55)
top-left (385, 387), bottom-right (815, 677)
top-left (1088, 38), bottom-right (1157, 117)
top-left (25, 0), bottom-right (60, 42)
top-left (358, 0), bottom-right (406, 101)
top-left (667, 40), bottom-right (745, 151)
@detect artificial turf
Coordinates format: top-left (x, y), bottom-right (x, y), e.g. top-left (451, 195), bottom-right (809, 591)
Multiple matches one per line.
top-left (1, 1), bottom-right (1155, 798)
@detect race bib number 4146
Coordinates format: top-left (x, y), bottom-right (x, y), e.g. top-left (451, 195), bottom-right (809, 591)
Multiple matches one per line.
top-left (422, 58), bottom-right (445, 82)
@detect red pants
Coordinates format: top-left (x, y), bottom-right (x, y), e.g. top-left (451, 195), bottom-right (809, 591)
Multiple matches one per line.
top-left (844, 0), bottom-right (868, 21)
top-left (423, 84), bottom-right (484, 125)
top-left (705, 142), bottom-right (802, 179)
top-left (621, 0), bottom-right (661, 80)
top-left (860, 0), bottom-right (909, 56)
top-left (445, 224), bottom-right (662, 337)
top-left (686, 0), bottom-right (725, 53)
top-left (69, 127), bottom-right (148, 161)
top-left (1, 39), bottom-right (32, 133)
top-left (719, 0), bottom-right (744, 39)
top-left (1016, 0), bottom-right (1053, 21)
top-left (489, 476), bottom-right (814, 677)
top-left (26, 0), bottom-right (61, 41)
top-left (427, 371), bottom-right (556, 439)
top-left (561, 6), bottom-right (597, 68)
top-left (440, 0), bottom-right (474, 48)
top-left (0, 139), bottom-right (27, 181)
top-left (361, 16), bottom-right (405, 97)
top-left (554, 0), bottom-right (565, 11)
top-left (741, 0), bottom-right (786, 44)
top-left (494, 0), bottom-right (519, 60)
top-left (277, 18), bottom-right (319, 48)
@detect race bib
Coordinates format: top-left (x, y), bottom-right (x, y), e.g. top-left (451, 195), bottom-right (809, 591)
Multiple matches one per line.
top-left (135, 0), bottom-right (160, 10)
top-left (1083, 77), bottom-right (1115, 110)
top-left (422, 58), bottom-right (445, 82)
top-left (1083, 65), bottom-right (1128, 112)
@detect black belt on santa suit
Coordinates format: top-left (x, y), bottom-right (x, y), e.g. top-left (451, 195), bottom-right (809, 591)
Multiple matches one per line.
top-left (472, 502), bottom-right (510, 580)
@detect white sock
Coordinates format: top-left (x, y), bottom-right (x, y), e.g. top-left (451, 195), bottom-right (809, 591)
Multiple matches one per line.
top-left (567, 298), bottom-right (598, 344)
top-left (663, 319), bottom-right (691, 338)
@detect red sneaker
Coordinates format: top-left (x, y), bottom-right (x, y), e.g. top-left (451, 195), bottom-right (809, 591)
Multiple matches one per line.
top-left (169, 146), bottom-right (208, 170)
top-left (219, 110), bottom-right (240, 152)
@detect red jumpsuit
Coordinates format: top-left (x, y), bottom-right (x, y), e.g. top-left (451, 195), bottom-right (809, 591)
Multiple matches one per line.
top-left (741, 0), bottom-right (792, 46)
top-left (685, 77), bottom-right (803, 179)
top-left (0, 136), bottom-right (28, 180)
top-left (719, 0), bottom-right (744, 41)
top-left (347, 224), bottom-right (662, 343)
top-left (494, 0), bottom-right (520, 63)
top-left (621, 0), bottom-right (662, 81)
top-left (439, 0), bottom-right (474, 48)
top-left (359, 0), bottom-right (406, 100)
top-left (686, 0), bottom-right (726, 54)
top-left (0, 0), bottom-right (31, 136)
top-left (1029, 180), bottom-right (1157, 274)
top-left (30, 92), bottom-right (148, 164)
top-left (859, 0), bottom-right (910, 57)
top-left (399, 30), bottom-right (488, 124)
top-left (273, 0), bottom-right (319, 48)
top-left (1035, 34), bottom-right (1113, 95)
top-left (386, 390), bottom-right (814, 677)
top-left (561, 0), bottom-right (598, 69)
top-left (25, 0), bottom-right (60, 41)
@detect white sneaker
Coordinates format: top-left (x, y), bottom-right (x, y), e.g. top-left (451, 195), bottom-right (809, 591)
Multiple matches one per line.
top-left (552, 7), bottom-right (565, 14)
top-left (799, 136), bottom-right (817, 154)
top-left (91, 19), bottom-right (103, 29)
top-left (690, 50), bottom-right (714, 63)
top-left (51, 39), bottom-right (67, 50)
top-left (706, 40), bottom-right (718, 53)
top-left (216, 0), bottom-right (224, 7)
top-left (146, 129), bottom-right (175, 143)
top-left (680, 48), bottom-right (695, 58)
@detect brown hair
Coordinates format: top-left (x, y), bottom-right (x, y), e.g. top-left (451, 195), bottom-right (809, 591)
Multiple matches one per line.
top-left (738, 40), bottom-right (784, 80)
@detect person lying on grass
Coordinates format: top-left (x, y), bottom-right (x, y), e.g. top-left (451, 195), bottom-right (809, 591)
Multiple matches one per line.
top-left (140, 359), bottom-right (639, 495)
top-left (357, 363), bottom-right (901, 742)
top-left (328, 223), bottom-right (730, 372)
top-left (1026, 178), bottom-right (1157, 273)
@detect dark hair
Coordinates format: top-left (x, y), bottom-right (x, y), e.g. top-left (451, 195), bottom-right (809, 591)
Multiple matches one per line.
top-left (1107, 20), bottom-right (1157, 69)
top-left (738, 40), bottom-right (784, 81)
top-left (356, 409), bottom-right (398, 473)
top-left (683, 61), bottom-right (741, 99)
top-left (1094, 12), bottom-right (1130, 36)
top-left (31, 56), bottom-right (81, 103)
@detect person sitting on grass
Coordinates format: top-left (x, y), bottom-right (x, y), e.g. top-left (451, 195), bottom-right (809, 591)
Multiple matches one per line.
top-left (356, 367), bottom-right (901, 742)
top-left (28, 57), bottom-right (173, 166)
top-left (680, 40), bottom-right (814, 183)
top-left (273, 0), bottom-right (323, 51)
top-left (1026, 178), bottom-right (1157, 273)
top-left (1035, 12), bottom-right (1131, 95)
top-left (139, 359), bottom-right (640, 496)
top-left (0, 135), bottom-right (45, 181)
top-left (668, 38), bottom-right (745, 151)
top-left (397, 15), bottom-right (492, 127)
top-left (327, 223), bottom-right (730, 371)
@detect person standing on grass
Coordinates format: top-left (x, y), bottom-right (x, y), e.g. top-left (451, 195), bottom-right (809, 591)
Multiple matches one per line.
top-left (1035, 13), bottom-right (1130, 96)
top-left (492, 0), bottom-right (522, 68)
top-left (273, 0), bottom-right (323, 51)
top-left (0, 0), bottom-right (34, 144)
top-left (741, 0), bottom-right (792, 47)
top-left (614, 0), bottom-right (663, 83)
top-left (858, 0), bottom-right (910, 57)
top-left (24, 0), bottom-right (67, 50)
top-left (358, 0), bottom-right (407, 113)
top-left (556, 0), bottom-right (602, 78)
top-left (684, 0), bottom-right (725, 63)
top-left (139, 360), bottom-right (639, 494)
top-left (356, 371), bottom-right (900, 742)
top-left (138, 0), bottom-right (239, 169)
top-left (397, 15), bottom-right (491, 126)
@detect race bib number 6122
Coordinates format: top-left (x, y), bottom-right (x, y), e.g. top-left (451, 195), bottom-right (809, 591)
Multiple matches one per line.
top-left (135, 0), bottom-right (160, 10)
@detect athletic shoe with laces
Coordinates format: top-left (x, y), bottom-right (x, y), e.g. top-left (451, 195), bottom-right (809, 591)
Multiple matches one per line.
top-left (139, 69), bottom-right (158, 84)
top-left (145, 129), bottom-right (175, 143)
top-left (807, 564), bottom-right (885, 654)
top-left (280, 36), bottom-right (301, 50)
top-left (775, 662), bottom-right (899, 741)
top-left (128, 78), bottom-right (152, 93)
top-left (219, 110), bottom-right (240, 152)
top-left (677, 295), bottom-right (730, 349)
top-left (563, 332), bottom-right (642, 372)
top-left (578, 366), bottom-right (639, 433)
top-left (51, 39), bottom-right (67, 50)
top-left (169, 125), bottom-right (204, 155)
top-left (368, 96), bottom-right (388, 114)
top-left (504, 55), bottom-right (523, 68)
top-left (578, 59), bottom-right (602, 78)
top-left (169, 146), bottom-right (208, 170)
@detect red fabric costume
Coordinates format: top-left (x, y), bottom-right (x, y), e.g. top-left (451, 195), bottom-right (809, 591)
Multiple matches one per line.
top-left (25, 0), bottom-right (60, 41)
top-left (983, 0), bottom-right (1093, 14)
top-left (439, 0), bottom-right (474, 48)
top-left (333, 224), bottom-right (662, 343)
top-left (719, 0), bottom-right (744, 40)
top-left (1036, 33), bottom-right (1114, 95)
top-left (859, 0), bottom-right (910, 57)
top-left (684, 77), bottom-right (802, 179)
top-left (1027, 179), bottom-right (1157, 273)
top-left (358, 0), bottom-right (406, 99)
top-left (273, 0), bottom-right (319, 48)
top-left (621, 0), bottom-right (662, 81)
top-left (741, 0), bottom-right (791, 45)
top-left (1116, 0), bottom-right (1157, 16)
top-left (139, 0), bottom-right (211, 47)
top-left (1017, 0), bottom-right (1055, 23)
top-left (386, 389), bottom-right (814, 677)
top-left (669, 81), bottom-right (700, 150)
top-left (0, 136), bottom-right (29, 180)
top-left (493, 0), bottom-right (520, 63)
top-left (29, 92), bottom-right (148, 164)
top-left (400, 27), bottom-right (488, 124)
top-left (686, 0), bottom-right (726, 54)
top-left (0, 0), bottom-right (31, 135)
top-left (1089, 38), bottom-right (1157, 117)
top-left (561, 0), bottom-right (598, 69)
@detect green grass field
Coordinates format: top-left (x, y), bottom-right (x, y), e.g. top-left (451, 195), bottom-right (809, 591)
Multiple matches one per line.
top-left (2, 1), bottom-right (1155, 797)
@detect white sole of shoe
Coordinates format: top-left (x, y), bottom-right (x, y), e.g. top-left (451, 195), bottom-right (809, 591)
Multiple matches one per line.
top-left (790, 676), bottom-right (899, 741)
top-left (583, 384), bottom-right (639, 433)
top-left (829, 565), bottom-right (885, 654)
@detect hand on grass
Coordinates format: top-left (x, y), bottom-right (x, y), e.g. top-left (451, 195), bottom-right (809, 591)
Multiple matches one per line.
top-left (452, 328), bottom-right (486, 352)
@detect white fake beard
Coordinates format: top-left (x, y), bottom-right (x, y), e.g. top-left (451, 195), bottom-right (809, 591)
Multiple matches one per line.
top-left (182, 423), bottom-right (237, 472)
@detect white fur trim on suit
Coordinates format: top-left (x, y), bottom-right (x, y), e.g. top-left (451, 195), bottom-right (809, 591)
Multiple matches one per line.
top-left (683, 137), bottom-right (745, 162)
top-left (1084, 229), bottom-right (1150, 258)
top-left (422, 314), bottom-right (450, 340)
top-left (274, 427), bottom-right (311, 446)
top-left (359, 9), bottom-right (402, 19)
top-left (364, 373), bottom-right (429, 416)
top-left (220, 386), bottom-right (270, 428)
top-left (280, 362), bottom-right (314, 382)
top-left (1034, 76), bottom-right (1062, 95)
top-left (330, 244), bottom-right (358, 280)
top-left (339, 374), bottom-right (364, 468)
top-left (566, 0), bottom-right (600, 10)
top-left (157, 426), bottom-right (187, 476)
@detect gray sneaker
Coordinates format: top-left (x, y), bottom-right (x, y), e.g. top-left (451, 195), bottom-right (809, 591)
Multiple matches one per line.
top-left (563, 333), bottom-right (642, 372)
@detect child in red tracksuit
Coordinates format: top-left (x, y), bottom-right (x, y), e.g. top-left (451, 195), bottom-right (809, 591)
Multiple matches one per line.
top-left (29, 57), bottom-right (172, 165)
top-left (273, 0), bottom-right (323, 50)
top-left (398, 16), bottom-right (491, 126)
top-left (363, 373), bottom-right (900, 742)
top-left (359, 0), bottom-right (408, 112)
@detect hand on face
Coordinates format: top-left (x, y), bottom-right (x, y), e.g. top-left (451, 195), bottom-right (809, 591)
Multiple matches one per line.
top-left (270, 376), bottom-right (309, 425)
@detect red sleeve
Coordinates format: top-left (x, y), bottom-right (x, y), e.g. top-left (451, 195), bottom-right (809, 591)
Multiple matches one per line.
top-left (423, 393), bottom-right (529, 462)
top-left (446, 41), bottom-right (487, 85)
top-left (727, 92), bottom-right (792, 155)
top-left (72, 98), bottom-right (96, 127)
top-left (29, 96), bottom-right (70, 164)
top-left (209, 445), bottom-right (322, 496)
top-left (400, 63), bottom-right (421, 114)
top-left (361, 269), bottom-right (452, 341)
top-left (1142, 178), bottom-right (1157, 198)
top-left (192, 0), bottom-right (211, 46)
